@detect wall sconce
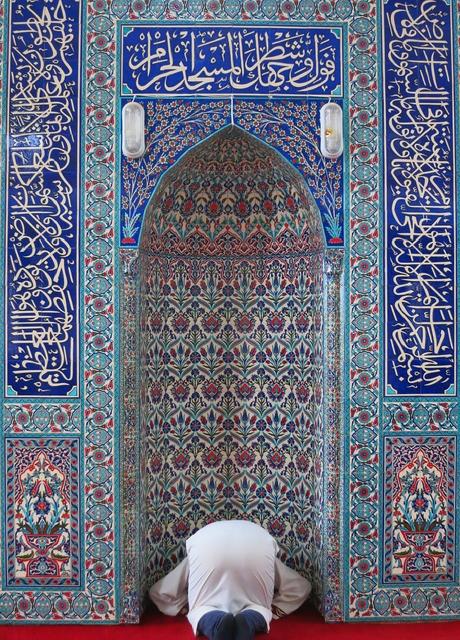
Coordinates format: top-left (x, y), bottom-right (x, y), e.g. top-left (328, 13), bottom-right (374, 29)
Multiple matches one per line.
top-left (320, 103), bottom-right (343, 159)
top-left (122, 101), bottom-right (145, 159)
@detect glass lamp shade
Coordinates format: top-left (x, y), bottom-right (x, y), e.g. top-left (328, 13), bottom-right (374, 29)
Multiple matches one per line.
top-left (122, 102), bottom-right (145, 159)
top-left (320, 103), bottom-right (343, 159)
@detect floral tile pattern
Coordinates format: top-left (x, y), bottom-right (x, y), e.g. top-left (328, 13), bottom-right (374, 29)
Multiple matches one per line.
top-left (139, 127), bottom-right (326, 596)
top-left (121, 99), bottom-right (344, 246)
top-left (5, 438), bottom-right (80, 588)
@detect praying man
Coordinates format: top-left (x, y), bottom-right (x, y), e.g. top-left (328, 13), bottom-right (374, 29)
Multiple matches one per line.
top-left (150, 520), bottom-right (311, 640)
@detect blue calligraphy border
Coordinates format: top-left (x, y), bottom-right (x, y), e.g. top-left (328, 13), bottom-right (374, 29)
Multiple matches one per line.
top-left (382, 0), bottom-right (457, 399)
top-left (4, 0), bottom-right (82, 398)
top-left (0, 0), bottom-right (8, 603)
top-left (120, 23), bottom-right (343, 99)
top-left (376, 0), bottom-right (460, 599)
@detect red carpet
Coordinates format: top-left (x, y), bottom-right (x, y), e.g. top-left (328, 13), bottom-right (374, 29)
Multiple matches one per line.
top-left (2, 606), bottom-right (460, 640)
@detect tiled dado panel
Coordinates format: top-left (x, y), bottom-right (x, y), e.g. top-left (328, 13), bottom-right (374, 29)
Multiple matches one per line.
top-left (0, 400), bottom-right (114, 621)
top-left (382, 436), bottom-right (456, 585)
top-left (2, 406), bottom-right (82, 594)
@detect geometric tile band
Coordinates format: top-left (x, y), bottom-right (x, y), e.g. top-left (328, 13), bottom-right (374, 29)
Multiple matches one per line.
top-left (383, 436), bottom-right (456, 584)
top-left (3, 404), bottom-right (81, 433)
top-left (383, 403), bottom-right (459, 432)
top-left (4, 438), bottom-right (81, 588)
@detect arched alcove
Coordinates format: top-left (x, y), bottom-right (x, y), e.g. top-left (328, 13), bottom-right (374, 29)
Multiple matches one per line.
top-left (119, 126), bottom-right (344, 621)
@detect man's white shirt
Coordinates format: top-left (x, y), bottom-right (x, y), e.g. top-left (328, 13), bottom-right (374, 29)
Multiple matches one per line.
top-left (149, 520), bottom-right (311, 635)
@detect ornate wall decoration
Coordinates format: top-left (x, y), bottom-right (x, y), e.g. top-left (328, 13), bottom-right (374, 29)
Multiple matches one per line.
top-left (3, 404), bottom-right (81, 433)
top-left (0, 0), bottom-right (118, 620)
top-left (383, 436), bottom-right (456, 584)
top-left (121, 24), bottom-right (343, 96)
top-left (120, 99), bottom-right (230, 243)
top-left (234, 100), bottom-right (344, 243)
top-left (5, 0), bottom-right (81, 397)
top-left (119, 250), bottom-right (142, 621)
top-left (4, 438), bottom-right (80, 588)
top-left (140, 126), bottom-right (325, 256)
top-left (139, 128), bottom-right (326, 595)
top-left (347, 0), bottom-right (381, 620)
top-left (383, 0), bottom-right (456, 396)
top-left (323, 249), bottom-right (344, 620)
top-left (0, 0), bottom-right (457, 626)
top-left (120, 99), bottom-right (343, 245)
top-left (82, 0), bottom-right (119, 624)
top-left (102, 0), bottom-right (367, 625)
top-left (142, 255), bottom-right (324, 569)
top-left (383, 402), bottom-right (459, 433)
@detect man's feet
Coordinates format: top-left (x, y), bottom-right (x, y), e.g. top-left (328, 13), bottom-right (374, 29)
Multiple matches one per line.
top-left (234, 611), bottom-right (267, 640)
top-left (214, 612), bottom-right (235, 640)
top-left (234, 612), bottom-right (253, 640)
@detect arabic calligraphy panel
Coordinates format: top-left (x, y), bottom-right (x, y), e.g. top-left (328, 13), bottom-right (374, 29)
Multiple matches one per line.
top-left (383, 0), bottom-right (456, 396)
top-left (5, 0), bottom-right (81, 397)
top-left (121, 25), bottom-right (343, 97)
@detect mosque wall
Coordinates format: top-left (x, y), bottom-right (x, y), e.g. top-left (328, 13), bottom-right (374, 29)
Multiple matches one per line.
top-left (0, 0), bottom-right (459, 624)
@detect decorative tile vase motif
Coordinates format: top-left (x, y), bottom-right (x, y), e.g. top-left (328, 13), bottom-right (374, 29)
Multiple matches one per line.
top-left (5, 438), bottom-right (80, 588)
top-left (383, 436), bottom-right (455, 584)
